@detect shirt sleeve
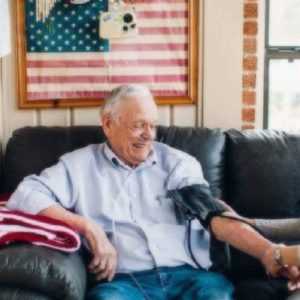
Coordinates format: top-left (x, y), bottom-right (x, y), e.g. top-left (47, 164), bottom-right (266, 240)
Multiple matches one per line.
top-left (6, 160), bottom-right (76, 215)
top-left (167, 156), bottom-right (209, 190)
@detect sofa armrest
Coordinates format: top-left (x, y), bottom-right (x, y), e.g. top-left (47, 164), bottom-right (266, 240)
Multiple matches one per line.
top-left (0, 286), bottom-right (52, 300)
top-left (0, 244), bottom-right (87, 300)
top-left (254, 218), bottom-right (300, 244)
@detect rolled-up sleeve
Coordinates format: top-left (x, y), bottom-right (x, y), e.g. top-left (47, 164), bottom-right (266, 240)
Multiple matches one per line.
top-left (167, 156), bottom-right (209, 190)
top-left (6, 159), bottom-right (76, 215)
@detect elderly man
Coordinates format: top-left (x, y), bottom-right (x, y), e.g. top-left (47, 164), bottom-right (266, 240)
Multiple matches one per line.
top-left (6, 85), bottom-right (300, 300)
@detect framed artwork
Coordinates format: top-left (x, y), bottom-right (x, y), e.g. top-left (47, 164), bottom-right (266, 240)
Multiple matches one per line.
top-left (16, 0), bottom-right (199, 108)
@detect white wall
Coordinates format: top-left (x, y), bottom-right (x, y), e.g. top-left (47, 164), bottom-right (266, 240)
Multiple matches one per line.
top-left (0, 0), bottom-right (248, 145)
top-left (202, 0), bottom-right (244, 129)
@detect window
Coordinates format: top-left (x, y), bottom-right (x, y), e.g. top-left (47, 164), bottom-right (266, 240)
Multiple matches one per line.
top-left (265, 0), bottom-right (300, 130)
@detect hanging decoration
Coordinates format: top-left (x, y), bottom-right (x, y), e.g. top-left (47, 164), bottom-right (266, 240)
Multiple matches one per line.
top-left (36, 0), bottom-right (57, 22)
top-left (36, 0), bottom-right (91, 22)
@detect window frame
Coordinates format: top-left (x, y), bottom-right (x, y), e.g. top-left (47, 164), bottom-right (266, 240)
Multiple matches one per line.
top-left (264, 0), bottom-right (300, 128)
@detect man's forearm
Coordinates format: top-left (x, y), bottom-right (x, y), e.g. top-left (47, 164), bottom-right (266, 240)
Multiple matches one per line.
top-left (211, 216), bottom-right (274, 261)
top-left (39, 205), bottom-right (89, 235)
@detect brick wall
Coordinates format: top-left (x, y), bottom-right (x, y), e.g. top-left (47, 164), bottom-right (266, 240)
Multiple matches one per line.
top-left (242, 0), bottom-right (258, 129)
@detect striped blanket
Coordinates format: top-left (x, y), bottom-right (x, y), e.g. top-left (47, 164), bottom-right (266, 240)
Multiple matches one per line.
top-left (0, 208), bottom-right (81, 253)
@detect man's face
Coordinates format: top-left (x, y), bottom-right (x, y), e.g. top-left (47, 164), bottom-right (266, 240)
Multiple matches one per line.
top-left (102, 96), bottom-right (158, 167)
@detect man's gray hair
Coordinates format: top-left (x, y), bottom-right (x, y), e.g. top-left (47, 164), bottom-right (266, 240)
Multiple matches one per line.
top-left (102, 84), bottom-right (154, 118)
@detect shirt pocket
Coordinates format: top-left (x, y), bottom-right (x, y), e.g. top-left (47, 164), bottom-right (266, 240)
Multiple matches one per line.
top-left (148, 195), bottom-right (181, 224)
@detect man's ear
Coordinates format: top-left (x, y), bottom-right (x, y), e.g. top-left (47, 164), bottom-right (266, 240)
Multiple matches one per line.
top-left (102, 113), bottom-right (112, 136)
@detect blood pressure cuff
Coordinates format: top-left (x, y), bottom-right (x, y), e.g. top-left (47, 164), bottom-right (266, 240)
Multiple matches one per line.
top-left (167, 184), bottom-right (229, 229)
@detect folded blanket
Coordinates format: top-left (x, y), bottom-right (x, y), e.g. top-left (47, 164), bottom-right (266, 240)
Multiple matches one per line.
top-left (0, 208), bottom-right (81, 252)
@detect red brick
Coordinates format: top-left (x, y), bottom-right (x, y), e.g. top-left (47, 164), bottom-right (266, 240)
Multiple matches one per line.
top-left (243, 74), bottom-right (256, 88)
top-left (242, 124), bottom-right (255, 130)
top-left (243, 56), bottom-right (257, 71)
top-left (244, 38), bottom-right (257, 54)
top-left (243, 91), bottom-right (256, 105)
top-left (242, 108), bottom-right (255, 122)
top-left (244, 3), bottom-right (258, 18)
top-left (244, 21), bottom-right (258, 35)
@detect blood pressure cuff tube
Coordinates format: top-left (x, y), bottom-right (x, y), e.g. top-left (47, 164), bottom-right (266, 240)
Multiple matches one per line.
top-left (167, 184), bottom-right (229, 229)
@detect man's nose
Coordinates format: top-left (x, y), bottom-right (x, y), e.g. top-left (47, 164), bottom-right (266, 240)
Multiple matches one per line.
top-left (142, 125), bottom-right (155, 140)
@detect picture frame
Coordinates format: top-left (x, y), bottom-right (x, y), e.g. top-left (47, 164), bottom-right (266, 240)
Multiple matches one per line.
top-left (16, 0), bottom-right (200, 108)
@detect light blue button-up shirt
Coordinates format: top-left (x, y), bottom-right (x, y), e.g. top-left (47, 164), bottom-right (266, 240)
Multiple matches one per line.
top-left (7, 142), bottom-right (212, 273)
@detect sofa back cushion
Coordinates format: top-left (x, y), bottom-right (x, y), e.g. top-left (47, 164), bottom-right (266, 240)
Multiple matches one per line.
top-left (226, 129), bottom-right (300, 218)
top-left (4, 126), bottom-right (226, 198)
top-left (225, 129), bottom-right (300, 279)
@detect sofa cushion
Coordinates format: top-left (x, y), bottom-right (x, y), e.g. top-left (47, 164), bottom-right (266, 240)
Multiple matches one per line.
top-left (225, 129), bottom-right (300, 278)
top-left (4, 126), bottom-right (226, 198)
top-left (0, 244), bottom-right (86, 300)
top-left (0, 287), bottom-right (52, 300)
top-left (157, 126), bottom-right (226, 198)
top-left (4, 126), bottom-right (105, 193)
top-left (225, 129), bottom-right (300, 218)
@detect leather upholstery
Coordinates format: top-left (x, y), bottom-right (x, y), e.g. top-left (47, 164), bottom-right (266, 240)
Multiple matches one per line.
top-left (0, 287), bottom-right (52, 300)
top-left (1, 126), bottom-right (226, 299)
top-left (225, 129), bottom-right (300, 279)
top-left (225, 129), bottom-right (300, 218)
top-left (0, 244), bottom-right (86, 300)
top-left (2, 125), bottom-right (300, 299)
top-left (4, 126), bottom-right (226, 199)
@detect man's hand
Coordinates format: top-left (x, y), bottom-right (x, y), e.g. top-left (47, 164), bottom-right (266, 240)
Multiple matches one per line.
top-left (83, 220), bottom-right (117, 282)
top-left (280, 266), bottom-right (300, 291)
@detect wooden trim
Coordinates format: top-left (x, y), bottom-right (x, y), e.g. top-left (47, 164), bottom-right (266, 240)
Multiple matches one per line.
top-left (16, 0), bottom-right (28, 109)
top-left (16, 0), bottom-right (200, 109)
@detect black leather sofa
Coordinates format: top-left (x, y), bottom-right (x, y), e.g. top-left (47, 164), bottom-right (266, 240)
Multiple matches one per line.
top-left (0, 125), bottom-right (300, 300)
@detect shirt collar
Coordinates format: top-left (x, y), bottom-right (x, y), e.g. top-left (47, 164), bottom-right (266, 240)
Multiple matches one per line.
top-left (103, 142), bottom-right (157, 170)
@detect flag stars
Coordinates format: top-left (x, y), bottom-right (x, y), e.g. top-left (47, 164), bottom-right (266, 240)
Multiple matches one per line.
top-left (26, 0), bottom-right (108, 53)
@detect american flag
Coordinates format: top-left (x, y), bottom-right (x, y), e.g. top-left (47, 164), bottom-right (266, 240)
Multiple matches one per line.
top-left (26, 0), bottom-right (188, 101)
